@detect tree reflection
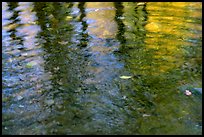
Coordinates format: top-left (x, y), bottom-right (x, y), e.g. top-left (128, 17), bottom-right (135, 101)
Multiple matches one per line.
top-left (2, 2), bottom-right (45, 135)
top-left (6, 2), bottom-right (23, 46)
top-left (114, 2), bottom-right (126, 45)
top-left (2, 2), bottom-right (202, 135)
top-left (77, 2), bottom-right (89, 47)
top-left (116, 2), bottom-right (202, 134)
top-left (33, 2), bottom-right (76, 93)
top-left (33, 2), bottom-right (92, 134)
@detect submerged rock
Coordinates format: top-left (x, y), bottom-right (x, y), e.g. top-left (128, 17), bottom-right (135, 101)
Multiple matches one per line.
top-left (193, 88), bottom-right (202, 94)
top-left (179, 84), bottom-right (202, 95)
top-left (185, 90), bottom-right (192, 96)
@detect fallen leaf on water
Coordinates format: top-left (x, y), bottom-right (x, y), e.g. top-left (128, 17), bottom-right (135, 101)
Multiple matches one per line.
top-left (137, 2), bottom-right (146, 6)
top-left (26, 61), bottom-right (38, 68)
top-left (119, 76), bottom-right (132, 79)
top-left (58, 41), bottom-right (68, 45)
top-left (118, 16), bottom-right (125, 20)
top-left (19, 105), bottom-right (24, 108)
top-left (122, 96), bottom-right (127, 99)
top-left (21, 53), bottom-right (28, 56)
top-left (142, 114), bottom-right (151, 117)
top-left (65, 16), bottom-right (73, 20)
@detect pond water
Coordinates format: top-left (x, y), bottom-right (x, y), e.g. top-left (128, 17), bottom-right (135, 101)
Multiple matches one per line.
top-left (2, 2), bottom-right (202, 135)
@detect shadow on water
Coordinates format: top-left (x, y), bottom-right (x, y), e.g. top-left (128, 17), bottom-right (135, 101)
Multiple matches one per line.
top-left (2, 2), bottom-right (202, 135)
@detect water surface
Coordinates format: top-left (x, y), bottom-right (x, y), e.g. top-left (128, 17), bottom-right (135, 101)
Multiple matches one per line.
top-left (2, 2), bottom-right (202, 135)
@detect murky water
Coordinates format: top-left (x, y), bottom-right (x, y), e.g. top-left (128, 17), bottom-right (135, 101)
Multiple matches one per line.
top-left (2, 2), bottom-right (202, 135)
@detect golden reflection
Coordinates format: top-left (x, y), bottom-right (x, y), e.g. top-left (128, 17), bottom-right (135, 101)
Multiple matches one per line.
top-left (85, 2), bottom-right (117, 39)
top-left (144, 2), bottom-right (202, 74)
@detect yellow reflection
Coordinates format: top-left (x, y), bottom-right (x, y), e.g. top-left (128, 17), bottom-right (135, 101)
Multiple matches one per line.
top-left (86, 2), bottom-right (117, 39)
top-left (144, 2), bottom-right (202, 74)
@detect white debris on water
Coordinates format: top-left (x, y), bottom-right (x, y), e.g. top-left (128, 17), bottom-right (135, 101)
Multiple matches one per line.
top-left (16, 95), bottom-right (24, 101)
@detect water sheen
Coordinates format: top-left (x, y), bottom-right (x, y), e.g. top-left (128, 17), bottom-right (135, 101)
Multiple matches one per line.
top-left (2, 2), bottom-right (202, 135)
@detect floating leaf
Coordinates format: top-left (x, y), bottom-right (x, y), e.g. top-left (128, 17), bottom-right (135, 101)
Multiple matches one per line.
top-left (118, 16), bottom-right (125, 20)
top-left (21, 53), bottom-right (28, 56)
top-left (119, 76), bottom-right (132, 79)
top-left (66, 16), bottom-right (73, 20)
top-left (142, 114), bottom-right (151, 117)
top-left (137, 2), bottom-right (146, 6)
top-left (58, 41), bottom-right (68, 45)
top-left (26, 61), bottom-right (38, 68)
top-left (18, 105), bottom-right (24, 108)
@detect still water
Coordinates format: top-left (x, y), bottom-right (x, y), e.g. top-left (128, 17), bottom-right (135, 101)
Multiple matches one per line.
top-left (2, 2), bottom-right (202, 135)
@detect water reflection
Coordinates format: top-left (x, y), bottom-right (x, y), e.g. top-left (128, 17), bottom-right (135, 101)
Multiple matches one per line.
top-left (86, 2), bottom-right (117, 39)
top-left (68, 2), bottom-right (127, 134)
top-left (114, 2), bottom-right (126, 45)
top-left (2, 2), bottom-right (21, 48)
top-left (32, 2), bottom-right (94, 134)
top-left (2, 2), bottom-right (46, 135)
top-left (116, 2), bottom-right (202, 134)
top-left (2, 2), bottom-right (202, 135)
top-left (77, 2), bottom-right (89, 47)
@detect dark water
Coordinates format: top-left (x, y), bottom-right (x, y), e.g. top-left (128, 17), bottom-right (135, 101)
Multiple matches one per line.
top-left (2, 2), bottom-right (202, 135)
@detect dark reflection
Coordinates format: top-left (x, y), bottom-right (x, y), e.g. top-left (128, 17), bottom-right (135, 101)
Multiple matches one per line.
top-left (33, 2), bottom-right (84, 98)
top-left (6, 2), bottom-right (23, 46)
top-left (114, 2), bottom-right (126, 45)
top-left (77, 2), bottom-right (89, 47)
top-left (7, 2), bottom-right (20, 22)
top-left (114, 2), bottom-right (157, 133)
top-left (134, 3), bottom-right (148, 33)
top-left (33, 2), bottom-right (75, 91)
top-left (33, 2), bottom-right (48, 31)
top-left (33, 2), bottom-right (92, 134)
top-left (123, 2), bottom-right (147, 52)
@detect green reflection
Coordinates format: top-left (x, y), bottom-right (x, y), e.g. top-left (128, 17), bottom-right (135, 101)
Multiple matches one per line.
top-left (116, 2), bottom-right (202, 135)
top-left (2, 2), bottom-right (202, 135)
